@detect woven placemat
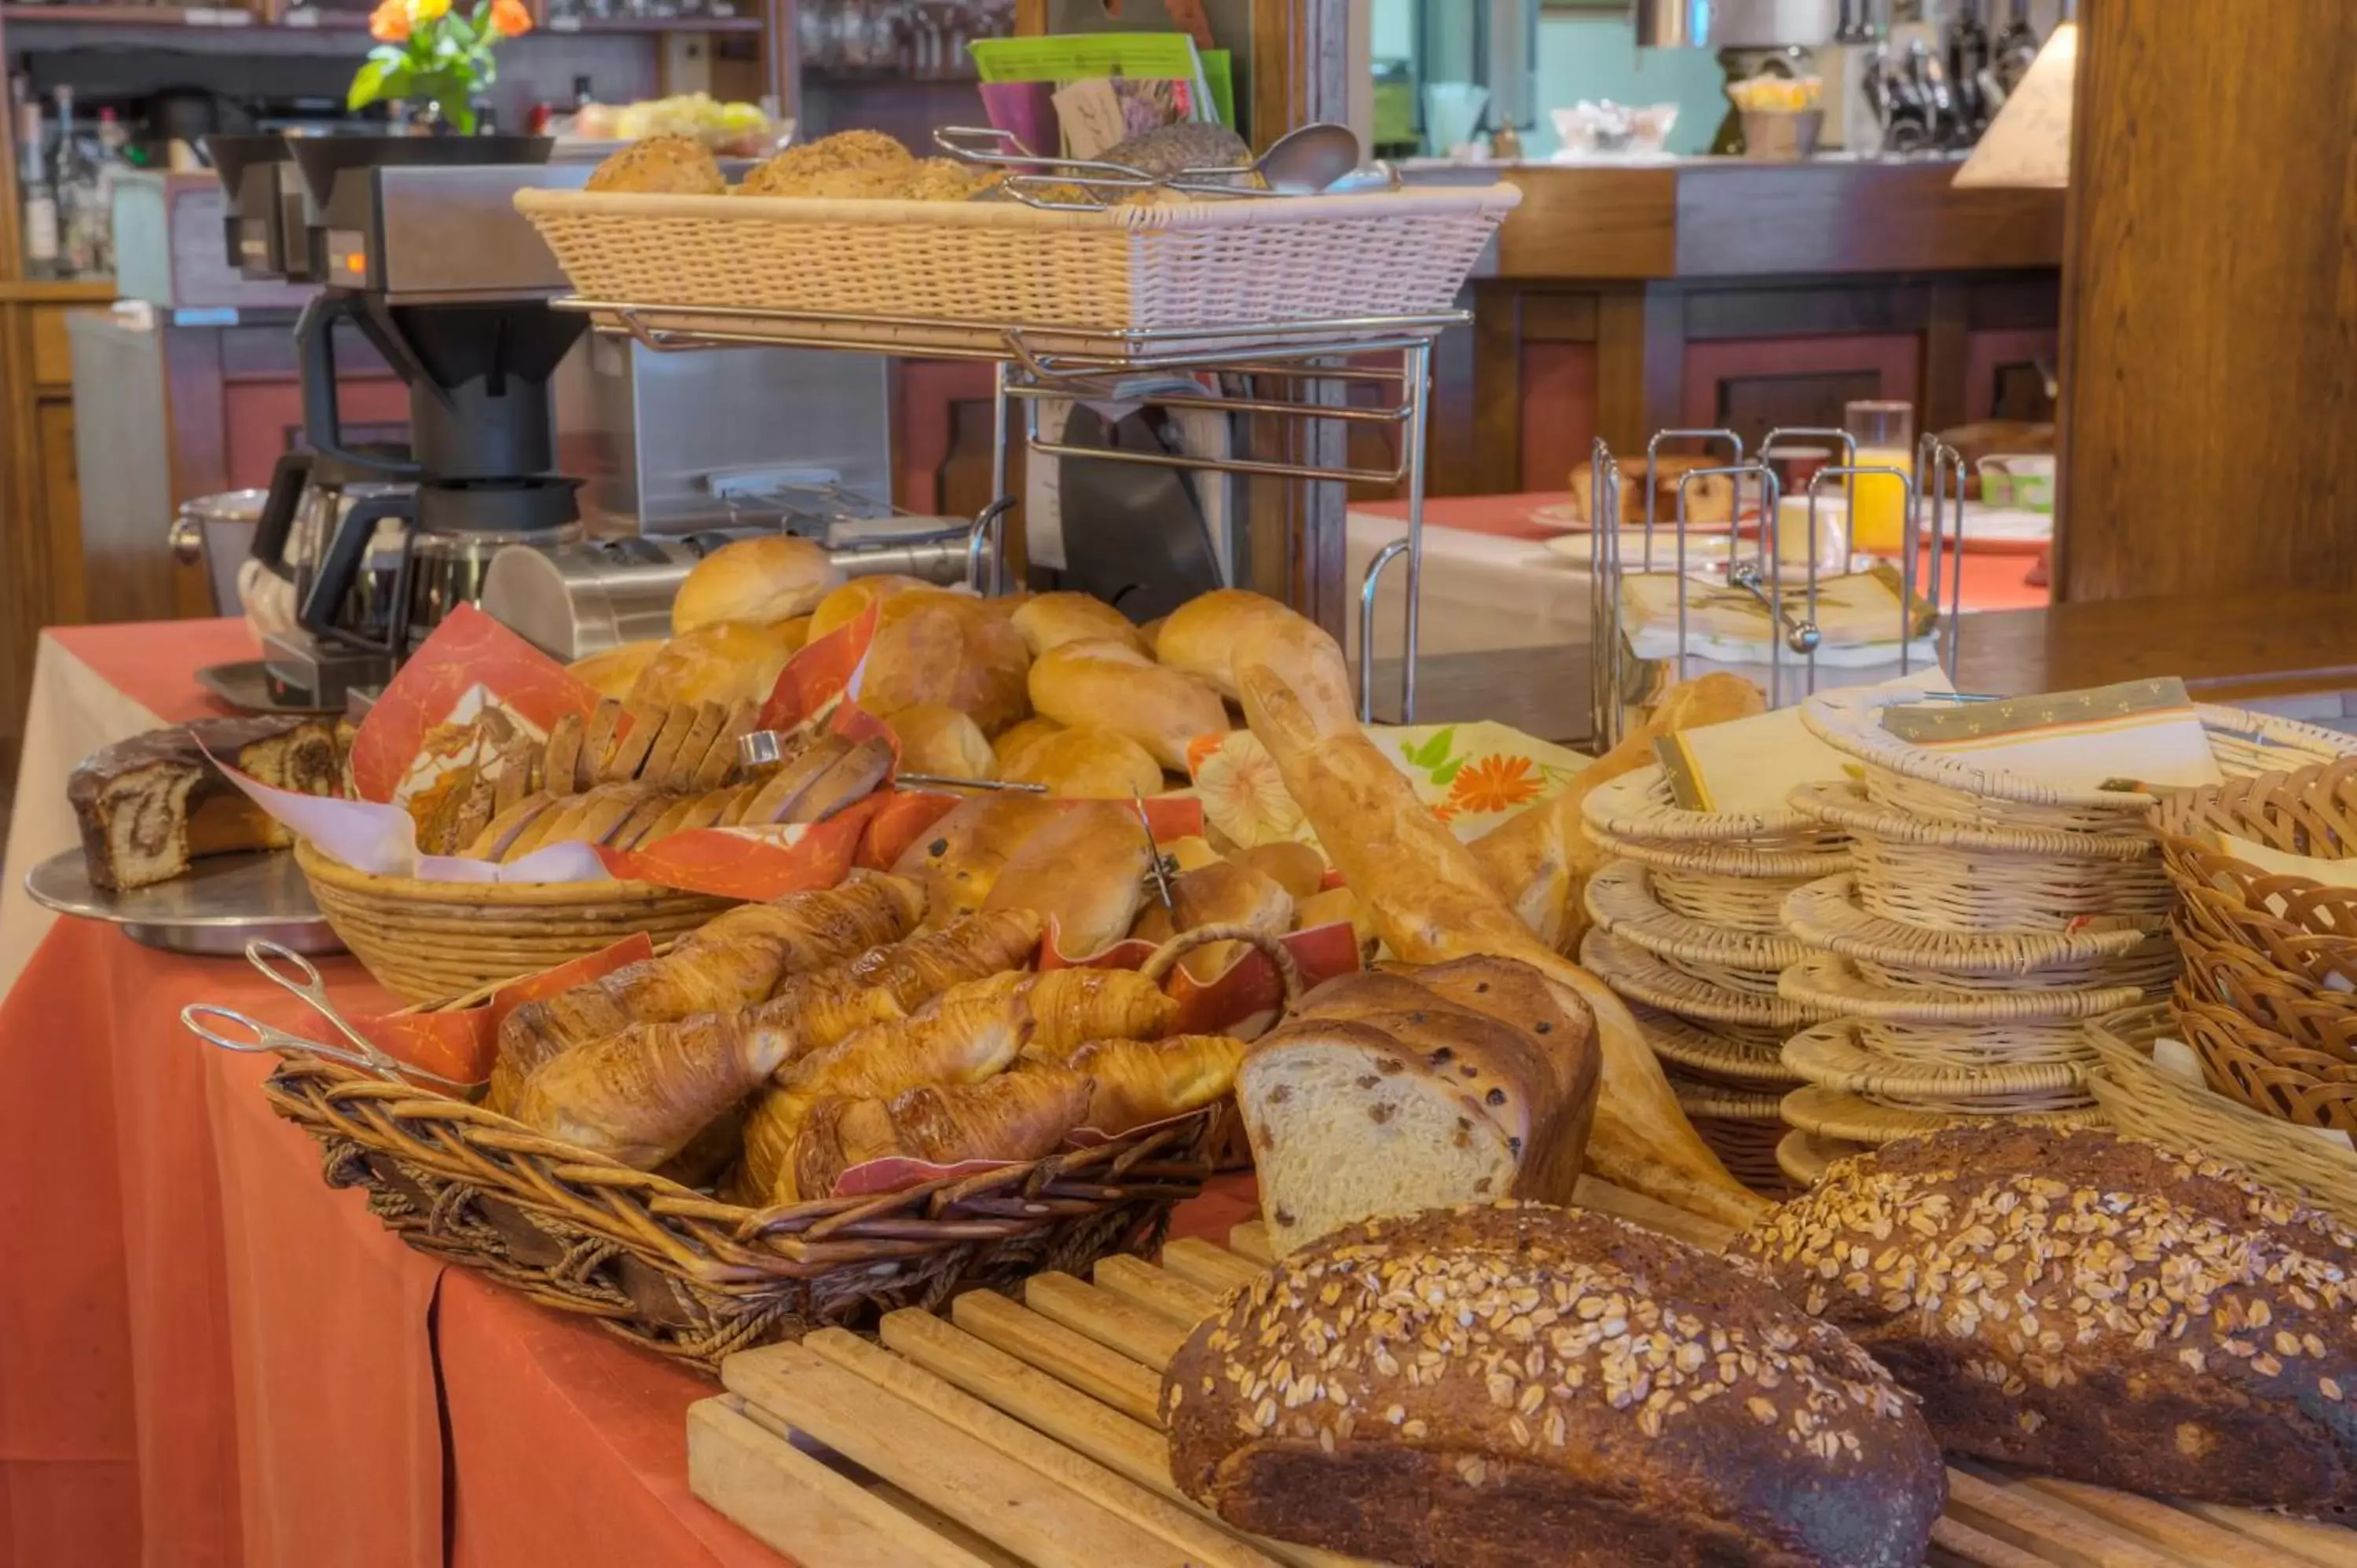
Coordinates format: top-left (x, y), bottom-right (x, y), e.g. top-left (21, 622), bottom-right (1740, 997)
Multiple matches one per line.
top-left (1585, 859), bottom-right (1811, 973)
top-left (1782, 873), bottom-right (2163, 975)
top-left (1782, 1017), bottom-right (2094, 1105)
top-left (1582, 929), bottom-right (1829, 1031)
top-left (1780, 1083), bottom-right (2108, 1145)
top-left (1779, 951), bottom-right (2147, 1024)
top-left (1630, 1005), bottom-right (1802, 1090)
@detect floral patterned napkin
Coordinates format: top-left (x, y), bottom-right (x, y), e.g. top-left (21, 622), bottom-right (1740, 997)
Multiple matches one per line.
top-left (1186, 721), bottom-right (1590, 848)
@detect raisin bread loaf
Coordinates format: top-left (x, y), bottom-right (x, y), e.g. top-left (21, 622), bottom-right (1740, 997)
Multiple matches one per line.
top-left (1237, 961), bottom-right (1598, 1255)
top-left (1734, 1124), bottom-right (2357, 1511)
top-left (1165, 1203), bottom-right (1944, 1568)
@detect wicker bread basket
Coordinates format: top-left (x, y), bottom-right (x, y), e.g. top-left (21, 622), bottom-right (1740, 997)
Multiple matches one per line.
top-left (513, 185), bottom-right (1520, 357)
top-left (2086, 1004), bottom-right (2357, 1227)
top-left (295, 839), bottom-right (734, 1005)
top-left (2151, 756), bottom-right (2357, 987)
top-left (235, 924), bottom-right (1285, 1371)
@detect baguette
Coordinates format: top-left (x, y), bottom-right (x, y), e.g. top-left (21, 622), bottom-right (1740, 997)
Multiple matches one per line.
top-left (1229, 614), bottom-right (1763, 1228)
top-left (1469, 672), bottom-right (1764, 952)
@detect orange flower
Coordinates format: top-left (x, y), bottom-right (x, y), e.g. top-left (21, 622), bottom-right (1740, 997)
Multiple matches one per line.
top-left (1429, 800), bottom-right (1458, 825)
top-left (368, 0), bottom-right (409, 40)
top-left (490, 0), bottom-right (533, 35)
top-left (1446, 753), bottom-right (1541, 814)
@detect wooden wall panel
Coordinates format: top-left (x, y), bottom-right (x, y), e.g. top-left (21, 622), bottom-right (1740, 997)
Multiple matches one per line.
top-left (2058, 0), bottom-right (2357, 600)
top-left (1517, 341), bottom-right (1598, 492)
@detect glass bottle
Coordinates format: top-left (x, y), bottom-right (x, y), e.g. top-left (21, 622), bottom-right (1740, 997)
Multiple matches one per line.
top-left (14, 78), bottom-right (57, 280)
top-left (53, 84), bottom-right (103, 277)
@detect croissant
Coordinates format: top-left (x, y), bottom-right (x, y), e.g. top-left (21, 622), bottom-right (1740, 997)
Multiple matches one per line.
top-left (845, 909), bottom-right (1045, 1012)
top-left (744, 966), bottom-right (908, 1066)
top-left (790, 1069), bottom-right (1094, 1201)
top-left (1050, 1034), bottom-right (1244, 1135)
top-left (742, 978), bottom-right (1038, 1201)
top-left (491, 872), bottom-right (926, 1099)
top-left (1017, 968), bottom-right (1179, 1059)
top-left (511, 1009), bottom-right (788, 1169)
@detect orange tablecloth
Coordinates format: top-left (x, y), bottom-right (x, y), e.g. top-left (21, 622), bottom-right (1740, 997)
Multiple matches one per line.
top-left (0, 620), bottom-right (1256, 1568)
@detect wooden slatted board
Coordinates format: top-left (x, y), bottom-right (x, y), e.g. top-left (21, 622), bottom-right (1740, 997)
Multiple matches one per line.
top-left (690, 1181), bottom-right (2357, 1568)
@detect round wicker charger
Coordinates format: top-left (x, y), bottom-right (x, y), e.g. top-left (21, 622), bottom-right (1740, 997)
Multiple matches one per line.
top-left (1584, 859), bottom-right (1811, 974)
top-left (2086, 1004), bottom-right (2357, 1228)
top-left (1583, 929), bottom-right (1828, 1031)
top-left (1670, 1078), bottom-right (1792, 1197)
top-left (1631, 1005), bottom-right (1800, 1090)
top-left (296, 840), bottom-right (734, 1004)
top-left (1782, 873), bottom-right (2169, 981)
top-left (1800, 687), bottom-right (2357, 826)
top-left (1649, 867), bottom-right (1815, 936)
top-left (1787, 779), bottom-right (2159, 863)
top-left (1774, 1129), bottom-right (1868, 1188)
top-left (1782, 1018), bottom-right (2095, 1108)
top-left (1778, 951), bottom-right (2146, 1023)
top-left (1846, 834), bottom-right (2170, 933)
top-left (1582, 764), bottom-right (1848, 854)
top-left (1780, 1083), bottom-right (2107, 1146)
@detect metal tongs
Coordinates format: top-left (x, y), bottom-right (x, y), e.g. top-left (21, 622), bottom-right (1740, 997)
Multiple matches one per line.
top-left (180, 939), bottom-right (483, 1096)
top-left (934, 125), bottom-right (1397, 211)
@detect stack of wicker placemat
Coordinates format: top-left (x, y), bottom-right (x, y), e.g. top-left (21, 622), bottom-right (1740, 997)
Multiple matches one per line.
top-left (1774, 687), bottom-right (2357, 1184)
top-left (1576, 764), bottom-right (1848, 1195)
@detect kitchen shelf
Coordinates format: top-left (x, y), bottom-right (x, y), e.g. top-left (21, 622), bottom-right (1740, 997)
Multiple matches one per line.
top-left (539, 12), bottom-right (761, 31)
top-left (0, 5), bottom-right (365, 28)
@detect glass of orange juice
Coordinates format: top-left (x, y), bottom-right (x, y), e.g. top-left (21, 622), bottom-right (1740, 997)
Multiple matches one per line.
top-left (1843, 400), bottom-right (1915, 554)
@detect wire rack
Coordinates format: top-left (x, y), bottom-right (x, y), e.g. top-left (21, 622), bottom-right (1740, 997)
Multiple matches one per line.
top-left (558, 297), bottom-right (1461, 721)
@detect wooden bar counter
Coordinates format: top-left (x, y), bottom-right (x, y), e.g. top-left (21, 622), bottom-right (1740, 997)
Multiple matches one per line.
top-left (1412, 157), bottom-right (2066, 499)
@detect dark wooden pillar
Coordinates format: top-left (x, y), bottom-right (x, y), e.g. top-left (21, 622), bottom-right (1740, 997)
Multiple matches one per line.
top-left (2055, 0), bottom-right (2357, 601)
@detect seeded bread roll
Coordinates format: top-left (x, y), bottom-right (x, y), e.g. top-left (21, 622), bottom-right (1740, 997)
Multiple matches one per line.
top-left (1165, 1203), bottom-right (1944, 1568)
top-left (1736, 1123), bottom-right (2357, 1511)
top-left (586, 134), bottom-right (726, 196)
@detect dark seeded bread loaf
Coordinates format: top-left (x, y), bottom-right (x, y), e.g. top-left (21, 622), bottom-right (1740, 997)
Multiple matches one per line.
top-left (1164, 1203), bottom-right (1944, 1568)
top-left (1734, 1124), bottom-right (2357, 1512)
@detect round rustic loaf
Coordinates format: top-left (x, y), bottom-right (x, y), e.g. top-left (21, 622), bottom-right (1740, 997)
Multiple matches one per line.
top-left (1164, 1202), bottom-right (1944, 1568)
top-left (1735, 1123), bottom-right (2357, 1511)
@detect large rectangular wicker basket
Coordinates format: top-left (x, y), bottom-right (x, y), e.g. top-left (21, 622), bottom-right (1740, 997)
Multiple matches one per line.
top-left (260, 1052), bottom-right (1222, 1372)
top-left (512, 185), bottom-right (1522, 355)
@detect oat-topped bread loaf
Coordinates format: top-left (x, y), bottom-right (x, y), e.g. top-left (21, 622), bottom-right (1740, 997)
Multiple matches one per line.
top-left (1165, 1203), bottom-right (1944, 1568)
top-left (1735, 1123), bottom-right (2357, 1511)
top-left (69, 716), bottom-right (340, 889)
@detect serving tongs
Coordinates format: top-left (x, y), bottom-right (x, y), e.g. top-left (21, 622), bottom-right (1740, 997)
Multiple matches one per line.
top-left (181, 939), bottom-right (484, 1097)
top-left (934, 124), bottom-right (1397, 211)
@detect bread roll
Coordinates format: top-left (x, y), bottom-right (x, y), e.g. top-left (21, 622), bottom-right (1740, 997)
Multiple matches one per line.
top-left (1009, 592), bottom-right (1147, 658)
top-left (863, 591), bottom-right (1032, 737)
top-left (567, 640), bottom-right (664, 702)
top-left (1153, 588), bottom-right (1313, 700)
top-left (1293, 885), bottom-right (1374, 956)
top-left (999, 724), bottom-right (1162, 799)
top-left (1225, 841), bottom-right (1325, 903)
top-left (1470, 672), bottom-right (1763, 952)
top-left (1228, 611), bottom-right (1762, 1229)
top-left (990, 716), bottom-right (1063, 779)
top-left (1239, 963), bottom-right (1593, 1254)
top-left (586, 134), bottom-right (726, 196)
top-left (1568, 452), bottom-right (1735, 526)
top-left (627, 620), bottom-right (805, 710)
top-left (1028, 639), bottom-right (1228, 771)
top-left (671, 537), bottom-right (842, 634)
top-left (981, 800), bottom-right (1152, 958)
top-left (807, 574), bottom-right (932, 642)
top-left (1165, 1203), bottom-right (1945, 1568)
top-left (1168, 859), bottom-right (1293, 982)
top-left (883, 702), bottom-right (995, 781)
top-left (1738, 1124), bottom-right (2357, 1510)
top-left (889, 793), bottom-right (1063, 929)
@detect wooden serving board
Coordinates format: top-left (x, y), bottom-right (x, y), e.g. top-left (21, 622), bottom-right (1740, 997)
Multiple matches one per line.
top-left (691, 1183), bottom-right (2357, 1568)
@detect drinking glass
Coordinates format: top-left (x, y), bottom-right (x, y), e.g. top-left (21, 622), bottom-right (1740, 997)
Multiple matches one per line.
top-left (1844, 399), bottom-right (1915, 554)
